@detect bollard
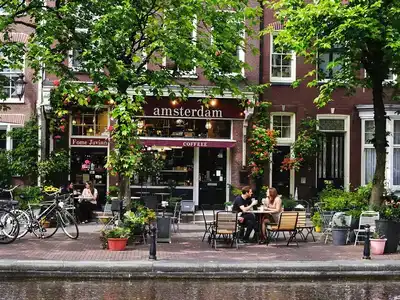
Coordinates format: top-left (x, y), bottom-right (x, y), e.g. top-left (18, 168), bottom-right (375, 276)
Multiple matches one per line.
top-left (363, 224), bottom-right (371, 260)
top-left (149, 223), bottom-right (157, 260)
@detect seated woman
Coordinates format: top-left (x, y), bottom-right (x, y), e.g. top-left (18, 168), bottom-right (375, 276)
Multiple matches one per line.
top-left (259, 187), bottom-right (283, 244)
top-left (79, 181), bottom-right (98, 224)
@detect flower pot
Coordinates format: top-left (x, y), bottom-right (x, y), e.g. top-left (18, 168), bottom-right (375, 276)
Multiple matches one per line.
top-left (375, 219), bottom-right (400, 253)
top-left (370, 239), bottom-right (387, 255)
top-left (332, 227), bottom-right (349, 245)
top-left (315, 226), bottom-right (321, 233)
top-left (225, 205), bottom-right (233, 212)
top-left (107, 238), bottom-right (128, 251)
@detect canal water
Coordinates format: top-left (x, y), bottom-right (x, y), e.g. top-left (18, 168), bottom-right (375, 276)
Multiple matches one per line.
top-left (1, 279), bottom-right (400, 300)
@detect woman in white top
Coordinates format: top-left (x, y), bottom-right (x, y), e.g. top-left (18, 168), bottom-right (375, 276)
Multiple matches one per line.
top-left (260, 187), bottom-right (283, 243)
top-left (79, 181), bottom-right (98, 223)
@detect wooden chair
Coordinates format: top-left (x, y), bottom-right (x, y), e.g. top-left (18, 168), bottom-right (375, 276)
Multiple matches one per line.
top-left (266, 212), bottom-right (299, 247)
top-left (296, 210), bottom-right (315, 242)
top-left (210, 211), bottom-right (239, 249)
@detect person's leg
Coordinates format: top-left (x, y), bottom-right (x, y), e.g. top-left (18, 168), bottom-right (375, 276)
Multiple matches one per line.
top-left (80, 202), bottom-right (90, 223)
top-left (243, 214), bottom-right (256, 241)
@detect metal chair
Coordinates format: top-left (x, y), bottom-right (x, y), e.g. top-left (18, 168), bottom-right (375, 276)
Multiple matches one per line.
top-left (179, 200), bottom-right (195, 223)
top-left (354, 211), bottom-right (380, 245)
top-left (170, 201), bottom-right (181, 233)
top-left (200, 205), bottom-right (214, 242)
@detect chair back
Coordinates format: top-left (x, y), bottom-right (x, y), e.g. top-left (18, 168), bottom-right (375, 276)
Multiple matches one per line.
top-left (215, 211), bottom-right (238, 233)
top-left (180, 200), bottom-right (195, 213)
top-left (103, 203), bottom-right (112, 215)
top-left (173, 201), bottom-right (181, 218)
top-left (321, 211), bottom-right (335, 228)
top-left (111, 199), bottom-right (123, 212)
top-left (331, 212), bottom-right (352, 228)
top-left (358, 211), bottom-right (379, 229)
top-left (297, 210), bottom-right (307, 227)
top-left (276, 212), bottom-right (298, 231)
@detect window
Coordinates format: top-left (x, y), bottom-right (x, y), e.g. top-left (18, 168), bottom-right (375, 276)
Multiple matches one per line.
top-left (163, 18), bottom-right (197, 78)
top-left (71, 109), bottom-right (109, 136)
top-left (270, 33), bottom-right (296, 83)
top-left (272, 115), bottom-right (291, 138)
top-left (318, 48), bottom-right (342, 81)
top-left (393, 120), bottom-right (400, 185)
top-left (0, 66), bottom-right (23, 102)
top-left (212, 12), bottom-right (245, 76)
top-left (0, 129), bottom-right (6, 149)
top-left (385, 69), bottom-right (397, 83)
top-left (363, 120), bottom-right (376, 184)
top-left (68, 49), bottom-right (83, 71)
top-left (318, 119), bottom-right (345, 131)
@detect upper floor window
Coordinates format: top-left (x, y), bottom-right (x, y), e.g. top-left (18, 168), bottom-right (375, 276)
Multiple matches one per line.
top-left (68, 49), bottom-right (83, 71)
top-left (364, 120), bottom-right (375, 144)
top-left (71, 109), bottom-right (109, 136)
top-left (271, 113), bottom-right (295, 142)
top-left (318, 47), bottom-right (342, 81)
top-left (0, 51), bottom-right (24, 103)
top-left (270, 33), bottom-right (296, 83)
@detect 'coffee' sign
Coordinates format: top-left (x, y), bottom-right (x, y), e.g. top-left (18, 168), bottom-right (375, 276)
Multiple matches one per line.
top-left (70, 138), bottom-right (108, 147)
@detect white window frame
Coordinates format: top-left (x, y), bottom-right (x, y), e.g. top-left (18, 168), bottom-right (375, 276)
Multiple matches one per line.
top-left (361, 119), bottom-right (376, 185)
top-left (391, 119), bottom-right (400, 190)
top-left (163, 17), bottom-right (198, 79)
top-left (317, 49), bottom-right (342, 83)
top-left (385, 69), bottom-right (397, 83)
top-left (270, 112), bottom-right (295, 144)
top-left (211, 11), bottom-right (245, 77)
top-left (0, 55), bottom-right (25, 104)
top-left (270, 32), bottom-right (296, 83)
top-left (70, 108), bottom-right (110, 138)
top-left (0, 123), bottom-right (23, 150)
top-left (68, 49), bottom-right (83, 72)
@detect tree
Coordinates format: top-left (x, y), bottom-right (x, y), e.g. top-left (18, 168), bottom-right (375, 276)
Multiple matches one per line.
top-left (268, 0), bottom-right (400, 205)
top-left (1, 0), bottom-right (264, 204)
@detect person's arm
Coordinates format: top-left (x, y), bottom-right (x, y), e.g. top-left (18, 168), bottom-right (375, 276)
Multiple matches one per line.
top-left (265, 198), bottom-right (282, 213)
top-left (93, 189), bottom-right (98, 201)
top-left (239, 200), bottom-right (256, 212)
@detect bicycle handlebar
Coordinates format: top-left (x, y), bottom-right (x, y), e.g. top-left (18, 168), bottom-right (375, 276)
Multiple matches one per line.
top-left (0, 185), bottom-right (20, 193)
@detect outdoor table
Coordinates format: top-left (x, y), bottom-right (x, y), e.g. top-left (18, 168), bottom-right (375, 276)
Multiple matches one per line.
top-left (154, 192), bottom-right (170, 202)
top-left (243, 210), bottom-right (274, 242)
top-left (131, 196), bottom-right (141, 201)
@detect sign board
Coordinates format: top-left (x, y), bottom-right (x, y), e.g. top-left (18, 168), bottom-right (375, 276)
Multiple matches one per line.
top-left (70, 138), bottom-right (108, 147)
top-left (140, 138), bottom-right (236, 148)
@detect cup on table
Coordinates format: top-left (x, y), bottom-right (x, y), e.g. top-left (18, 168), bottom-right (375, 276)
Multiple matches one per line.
top-left (252, 199), bottom-right (258, 206)
top-left (258, 206), bottom-right (264, 212)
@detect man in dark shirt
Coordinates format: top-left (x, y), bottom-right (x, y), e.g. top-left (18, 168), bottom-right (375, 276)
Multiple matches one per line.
top-left (232, 186), bottom-right (258, 242)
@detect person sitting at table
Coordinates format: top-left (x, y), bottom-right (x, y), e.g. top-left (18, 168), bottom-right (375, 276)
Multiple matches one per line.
top-left (61, 182), bottom-right (75, 195)
top-left (259, 187), bottom-right (283, 244)
top-left (232, 186), bottom-right (258, 243)
top-left (79, 181), bottom-right (98, 224)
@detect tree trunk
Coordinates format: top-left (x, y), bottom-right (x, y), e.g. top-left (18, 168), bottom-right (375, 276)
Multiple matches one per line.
top-left (370, 77), bottom-right (387, 206)
top-left (118, 175), bottom-right (131, 209)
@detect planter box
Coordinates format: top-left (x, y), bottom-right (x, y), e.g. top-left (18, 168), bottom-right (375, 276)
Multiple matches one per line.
top-left (375, 219), bottom-right (400, 254)
top-left (107, 238), bottom-right (128, 251)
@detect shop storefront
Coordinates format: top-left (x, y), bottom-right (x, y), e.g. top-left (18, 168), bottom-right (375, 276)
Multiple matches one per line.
top-left (131, 97), bottom-right (245, 206)
top-left (68, 109), bottom-right (109, 208)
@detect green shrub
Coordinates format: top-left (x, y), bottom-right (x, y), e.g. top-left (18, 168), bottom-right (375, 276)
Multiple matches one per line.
top-left (228, 184), bottom-right (242, 196)
top-left (14, 186), bottom-right (43, 210)
top-left (102, 227), bottom-right (130, 239)
top-left (282, 197), bottom-right (297, 210)
top-left (311, 212), bottom-right (323, 227)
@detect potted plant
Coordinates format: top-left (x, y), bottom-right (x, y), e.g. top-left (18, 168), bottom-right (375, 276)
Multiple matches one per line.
top-left (331, 214), bottom-right (350, 246)
top-left (124, 206), bottom-right (156, 244)
top-left (228, 184), bottom-right (242, 202)
top-left (102, 227), bottom-right (130, 251)
top-left (375, 202), bottom-right (400, 253)
top-left (224, 201), bottom-right (233, 211)
top-left (370, 232), bottom-right (387, 255)
top-left (311, 212), bottom-right (323, 233)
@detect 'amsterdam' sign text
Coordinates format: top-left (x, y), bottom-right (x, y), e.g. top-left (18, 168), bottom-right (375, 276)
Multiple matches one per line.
top-left (153, 106), bottom-right (222, 118)
top-left (70, 138), bottom-right (108, 147)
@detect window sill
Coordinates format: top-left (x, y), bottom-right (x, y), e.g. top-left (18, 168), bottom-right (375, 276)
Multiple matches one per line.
top-left (270, 81), bottom-right (294, 86)
top-left (2, 99), bottom-right (25, 104)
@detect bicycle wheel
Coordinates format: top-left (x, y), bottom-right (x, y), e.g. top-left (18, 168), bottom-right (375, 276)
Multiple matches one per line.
top-left (13, 209), bottom-right (31, 239)
top-left (34, 209), bottom-right (59, 239)
top-left (0, 209), bottom-right (20, 244)
top-left (58, 210), bottom-right (79, 239)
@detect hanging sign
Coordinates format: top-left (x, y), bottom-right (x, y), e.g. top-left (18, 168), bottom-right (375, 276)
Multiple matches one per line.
top-left (70, 138), bottom-right (108, 147)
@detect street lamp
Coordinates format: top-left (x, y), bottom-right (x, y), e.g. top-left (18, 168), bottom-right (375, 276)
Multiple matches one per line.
top-left (14, 74), bottom-right (27, 100)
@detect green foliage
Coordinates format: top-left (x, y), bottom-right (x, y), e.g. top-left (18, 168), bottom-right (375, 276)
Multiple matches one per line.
top-left (374, 203), bottom-right (400, 222)
top-left (14, 186), bottom-right (43, 210)
top-left (282, 197), bottom-right (297, 211)
top-left (132, 149), bottom-right (165, 184)
top-left (123, 207), bottom-right (156, 237)
top-left (38, 150), bottom-right (70, 186)
top-left (7, 118), bottom-right (39, 184)
top-left (311, 212), bottom-right (323, 227)
top-left (228, 184), bottom-right (242, 197)
top-left (108, 186), bottom-right (119, 197)
top-left (319, 184), bottom-right (371, 218)
top-left (224, 201), bottom-right (233, 206)
top-left (102, 227), bottom-right (130, 239)
top-left (0, 150), bottom-right (12, 186)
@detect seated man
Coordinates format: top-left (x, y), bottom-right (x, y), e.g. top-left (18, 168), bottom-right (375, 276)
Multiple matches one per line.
top-left (232, 186), bottom-right (258, 243)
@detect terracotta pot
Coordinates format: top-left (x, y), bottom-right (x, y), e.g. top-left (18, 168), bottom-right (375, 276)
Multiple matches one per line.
top-left (370, 239), bottom-right (387, 255)
top-left (107, 238), bottom-right (128, 251)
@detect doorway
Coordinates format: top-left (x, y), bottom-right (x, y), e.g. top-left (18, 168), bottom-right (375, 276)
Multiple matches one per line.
top-left (271, 146), bottom-right (291, 198)
top-left (198, 148), bottom-right (227, 206)
top-left (317, 132), bottom-right (345, 191)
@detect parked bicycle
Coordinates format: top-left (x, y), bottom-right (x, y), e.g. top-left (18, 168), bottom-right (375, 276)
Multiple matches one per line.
top-left (0, 208), bottom-right (20, 244)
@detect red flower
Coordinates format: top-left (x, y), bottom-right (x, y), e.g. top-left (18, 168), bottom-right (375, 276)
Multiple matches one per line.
top-left (215, 50), bottom-right (221, 57)
top-left (108, 125), bottom-right (114, 131)
top-left (87, 96), bottom-right (91, 103)
top-left (252, 125), bottom-right (256, 129)
top-left (53, 80), bottom-right (60, 86)
top-left (94, 85), bottom-right (99, 92)
top-left (59, 125), bottom-right (65, 132)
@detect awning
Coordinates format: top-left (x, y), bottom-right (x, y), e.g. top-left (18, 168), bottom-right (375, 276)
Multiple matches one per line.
top-left (139, 138), bottom-right (236, 148)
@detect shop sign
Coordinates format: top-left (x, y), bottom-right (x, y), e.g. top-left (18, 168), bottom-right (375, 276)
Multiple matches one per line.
top-left (70, 138), bottom-right (108, 147)
top-left (140, 138), bottom-right (236, 148)
top-left (143, 98), bottom-right (244, 119)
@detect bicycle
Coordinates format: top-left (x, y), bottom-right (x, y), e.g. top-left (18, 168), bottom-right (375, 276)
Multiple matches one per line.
top-left (0, 185), bottom-right (31, 239)
top-left (0, 208), bottom-right (20, 244)
top-left (23, 191), bottom-right (79, 239)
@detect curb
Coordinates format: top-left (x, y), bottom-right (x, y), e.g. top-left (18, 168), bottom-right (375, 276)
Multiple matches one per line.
top-left (1, 260), bottom-right (400, 279)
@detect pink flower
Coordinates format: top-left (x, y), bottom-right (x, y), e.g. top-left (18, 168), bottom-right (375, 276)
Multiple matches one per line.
top-left (53, 80), bottom-right (60, 86)
top-left (84, 160), bottom-right (91, 165)
top-left (54, 135), bottom-right (61, 140)
top-left (108, 125), bottom-right (114, 131)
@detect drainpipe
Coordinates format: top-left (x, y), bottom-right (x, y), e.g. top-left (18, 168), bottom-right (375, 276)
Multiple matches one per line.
top-left (37, 66), bottom-right (44, 187)
top-left (242, 107), bottom-right (254, 167)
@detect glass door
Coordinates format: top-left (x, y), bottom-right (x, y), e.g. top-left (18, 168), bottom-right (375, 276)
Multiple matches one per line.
top-left (198, 148), bottom-right (227, 206)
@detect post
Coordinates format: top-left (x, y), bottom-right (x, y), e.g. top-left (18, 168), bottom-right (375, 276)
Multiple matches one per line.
top-left (363, 224), bottom-right (371, 260)
top-left (148, 223), bottom-right (157, 260)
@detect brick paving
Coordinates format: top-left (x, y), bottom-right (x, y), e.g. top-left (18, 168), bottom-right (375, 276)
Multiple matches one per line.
top-left (1, 223), bottom-right (400, 261)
